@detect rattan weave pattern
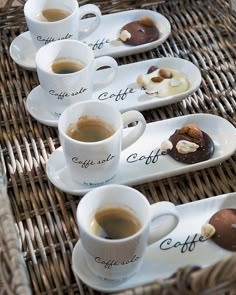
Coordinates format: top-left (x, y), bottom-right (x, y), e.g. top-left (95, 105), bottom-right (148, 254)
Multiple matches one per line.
top-left (0, 0), bottom-right (235, 294)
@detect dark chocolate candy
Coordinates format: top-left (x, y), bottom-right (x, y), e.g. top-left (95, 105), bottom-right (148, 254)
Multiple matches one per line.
top-left (209, 209), bottom-right (236, 251)
top-left (168, 130), bottom-right (214, 164)
top-left (120, 21), bottom-right (159, 46)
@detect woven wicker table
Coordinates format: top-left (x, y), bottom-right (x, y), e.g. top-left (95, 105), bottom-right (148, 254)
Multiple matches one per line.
top-left (0, 0), bottom-right (236, 294)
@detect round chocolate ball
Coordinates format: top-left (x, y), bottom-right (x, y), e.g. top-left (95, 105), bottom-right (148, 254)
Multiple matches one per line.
top-left (209, 209), bottom-right (236, 251)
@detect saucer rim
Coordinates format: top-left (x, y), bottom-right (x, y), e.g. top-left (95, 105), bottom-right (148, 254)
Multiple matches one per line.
top-left (9, 31), bottom-right (36, 71)
top-left (26, 86), bottom-right (58, 127)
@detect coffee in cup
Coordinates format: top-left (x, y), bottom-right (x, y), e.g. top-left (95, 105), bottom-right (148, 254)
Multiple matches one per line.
top-left (51, 58), bottom-right (84, 74)
top-left (66, 116), bottom-right (115, 142)
top-left (90, 206), bottom-right (142, 239)
top-left (36, 8), bottom-right (71, 22)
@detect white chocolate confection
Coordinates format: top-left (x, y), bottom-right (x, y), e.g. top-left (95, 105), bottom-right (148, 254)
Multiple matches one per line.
top-left (136, 68), bottom-right (189, 97)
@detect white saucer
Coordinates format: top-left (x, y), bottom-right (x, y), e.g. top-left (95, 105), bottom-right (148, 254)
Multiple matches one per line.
top-left (10, 9), bottom-right (170, 71)
top-left (26, 86), bottom-right (59, 127)
top-left (46, 113), bottom-right (236, 195)
top-left (72, 192), bottom-right (236, 292)
top-left (10, 31), bottom-right (36, 71)
top-left (26, 57), bottom-right (201, 127)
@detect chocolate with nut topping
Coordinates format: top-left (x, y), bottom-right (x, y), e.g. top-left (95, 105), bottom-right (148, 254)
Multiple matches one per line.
top-left (120, 16), bottom-right (159, 46)
top-left (209, 209), bottom-right (236, 251)
top-left (168, 124), bottom-right (214, 164)
top-left (136, 67), bottom-right (189, 97)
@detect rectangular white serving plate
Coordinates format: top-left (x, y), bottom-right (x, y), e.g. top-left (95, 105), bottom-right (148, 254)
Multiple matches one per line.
top-left (116, 114), bottom-right (235, 185)
top-left (92, 57), bottom-right (201, 111)
top-left (80, 9), bottom-right (171, 58)
top-left (47, 113), bottom-right (236, 196)
top-left (73, 192), bottom-right (236, 292)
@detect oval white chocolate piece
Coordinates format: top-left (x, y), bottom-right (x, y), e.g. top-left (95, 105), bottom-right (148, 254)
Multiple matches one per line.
top-left (176, 140), bottom-right (199, 154)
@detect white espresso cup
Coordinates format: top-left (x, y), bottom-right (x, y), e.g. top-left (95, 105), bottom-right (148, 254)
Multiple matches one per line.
top-left (76, 184), bottom-right (179, 281)
top-left (24, 0), bottom-right (101, 50)
top-left (58, 101), bottom-right (146, 186)
top-left (35, 40), bottom-right (118, 116)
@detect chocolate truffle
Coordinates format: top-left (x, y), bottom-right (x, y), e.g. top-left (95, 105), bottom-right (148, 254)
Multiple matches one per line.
top-left (209, 209), bottom-right (236, 251)
top-left (168, 124), bottom-right (214, 164)
top-left (119, 16), bottom-right (159, 46)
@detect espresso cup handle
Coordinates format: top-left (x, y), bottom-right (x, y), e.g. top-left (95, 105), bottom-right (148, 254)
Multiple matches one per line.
top-left (78, 4), bottom-right (102, 39)
top-left (93, 56), bottom-right (118, 87)
top-left (121, 110), bottom-right (146, 150)
top-left (148, 201), bottom-right (179, 245)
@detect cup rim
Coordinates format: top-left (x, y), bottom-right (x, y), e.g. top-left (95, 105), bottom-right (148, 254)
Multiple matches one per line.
top-left (24, 0), bottom-right (78, 24)
top-left (35, 39), bottom-right (94, 76)
top-left (77, 184), bottom-right (151, 243)
top-left (58, 101), bottom-right (123, 146)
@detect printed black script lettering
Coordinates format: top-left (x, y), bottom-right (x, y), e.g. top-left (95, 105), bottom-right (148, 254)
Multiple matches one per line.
top-left (37, 33), bottom-right (73, 45)
top-left (72, 154), bottom-right (115, 168)
top-left (95, 255), bottom-right (140, 269)
top-left (127, 149), bottom-right (168, 165)
top-left (49, 88), bottom-right (87, 100)
top-left (160, 234), bottom-right (206, 253)
top-left (84, 38), bottom-right (110, 50)
top-left (98, 88), bottom-right (137, 102)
